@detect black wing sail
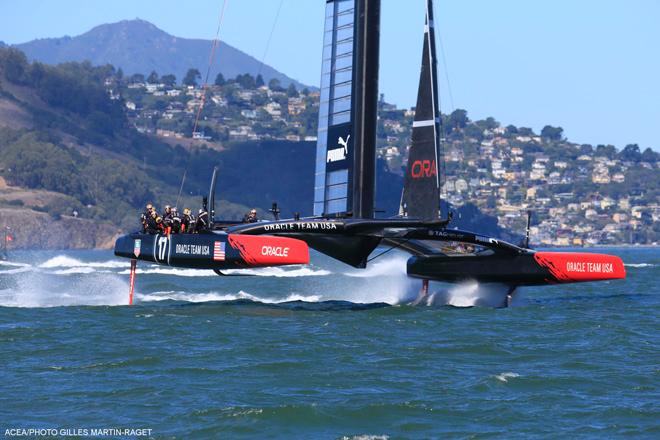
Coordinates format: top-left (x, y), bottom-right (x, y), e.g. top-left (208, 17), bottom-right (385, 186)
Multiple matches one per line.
top-left (400, 0), bottom-right (441, 221)
top-left (313, 0), bottom-right (380, 219)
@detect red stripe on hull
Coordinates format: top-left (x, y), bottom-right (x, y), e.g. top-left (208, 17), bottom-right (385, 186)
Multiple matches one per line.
top-left (533, 252), bottom-right (626, 283)
top-left (228, 234), bottom-right (309, 267)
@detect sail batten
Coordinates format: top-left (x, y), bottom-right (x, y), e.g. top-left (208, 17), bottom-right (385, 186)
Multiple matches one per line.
top-left (400, 0), bottom-right (442, 220)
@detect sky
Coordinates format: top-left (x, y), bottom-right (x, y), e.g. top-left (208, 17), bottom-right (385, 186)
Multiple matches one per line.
top-left (1, 0), bottom-right (658, 151)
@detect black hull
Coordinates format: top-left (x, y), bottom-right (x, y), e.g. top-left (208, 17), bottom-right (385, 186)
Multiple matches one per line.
top-left (114, 232), bottom-right (309, 269)
top-left (407, 253), bottom-right (553, 285)
top-left (227, 219), bottom-right (625, 286)
top-left (407, 250), bottom-right (626, 286)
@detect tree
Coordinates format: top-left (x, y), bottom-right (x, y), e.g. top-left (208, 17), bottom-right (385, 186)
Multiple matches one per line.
top-left (464, 124), bottom-right (483, 140)
top-left (183, 68), bottom-right (201, 87)
top-left (541, 125), bottom-right (563, 141)
top-left (268, 78), bottom-right (284, 92)
top-left (596, 144), bottom-right (617, 159)
top-left (447, 109), bottom-right (468, 132)
top-left (236, 73), bottom-right (256, 89)
top-left (214, 72), bottom-right (225, 86)
top-left (619, 144), bottom-right (642, 162)
top-left (161, 74), bottom-right (176, 87)
top-left (151, 99), bottom-right (169, 112)
top-left (147, 70), bottom-right (159, 84)
top-left (579, 144), bottom-right (593, 155)
top-left (505, 124), bottom-right (518, 134)
top-left (476, 117), bottom-right (498, 130)
top-left (0, 48), bottom-right (28, 83)
top-left (255, 74), bottom-right (265, 88)
top-left (287, 83), bottom-right (298, 97)
top-left (130, 73), bottom-right (145, 84)
top-left (641, 147), bottom-right (658, 163)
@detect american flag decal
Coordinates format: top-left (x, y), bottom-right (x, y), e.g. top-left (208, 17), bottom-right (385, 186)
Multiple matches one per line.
top-left (213, 241), bottom-right (226, 261)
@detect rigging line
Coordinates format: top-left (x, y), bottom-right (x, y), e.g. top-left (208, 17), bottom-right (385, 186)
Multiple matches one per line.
top-left (434, 4), bottom-right (452, 204)
top-left (367, 238), bottom-right (413, 263)
top-left (192, 0), bottom-right (229, 137)
top-left (175, 0), bottom-right (229, 208)
top-left (257, 0), bottom-right (285, 79)
top-left (174, 168), bottom-right (188, 209)
top-left (436, 32), bottom-right (455, 113)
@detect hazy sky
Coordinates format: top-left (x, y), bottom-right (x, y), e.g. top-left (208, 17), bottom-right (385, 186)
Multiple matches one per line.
top-left (1, 0), bottom-right (658, 151)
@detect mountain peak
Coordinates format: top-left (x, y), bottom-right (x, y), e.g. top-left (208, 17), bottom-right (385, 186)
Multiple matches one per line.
top-left (84, 18), bottom-right (170, 40)
top-left (91, 18), bottom-right (163, 32)
top-left (14, 19), bottom-right (307, 88)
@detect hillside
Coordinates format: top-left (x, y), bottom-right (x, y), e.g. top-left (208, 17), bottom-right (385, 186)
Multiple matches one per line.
top-left (0, 47), bottom-right (510, 249)
top-left (14, 19), bottom-right (307, 90)
top-left (2, 44), bottom-right (655, 248)
top-left (107, 60), bottom-right (659, 245)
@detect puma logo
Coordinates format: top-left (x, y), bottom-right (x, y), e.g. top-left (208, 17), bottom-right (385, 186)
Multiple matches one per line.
top-left (326, 134), bottom-right (351, 163)
top-left (338, 135), bottom-right (350, 154)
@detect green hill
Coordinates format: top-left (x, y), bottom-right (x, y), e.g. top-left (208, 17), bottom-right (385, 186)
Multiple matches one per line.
top-left (0, 47), bottom-right (512, 248)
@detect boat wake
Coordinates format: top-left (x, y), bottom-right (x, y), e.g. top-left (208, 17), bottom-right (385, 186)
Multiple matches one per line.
top-left (0, 270), bottom-right (129, 308)
top-left (0, 254), bottom-right (516, 309)
top-left (38, 255), bottom-right (129, 269)
top-left (138, 290), bottom-right (322, 304)
top-left (136, 290), bottom-right (390, 311)
top-left (422, 281), bottom-right (513, 308)
top-left (623, 263), bottom-right (657, 268)
top-left (2, 255), bottom-right (331, 278)
top-left (117, 265), bottom-right (330, 278)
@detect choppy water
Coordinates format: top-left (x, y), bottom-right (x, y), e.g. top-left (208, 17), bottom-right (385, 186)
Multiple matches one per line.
top-left (0, 248), bottom-right (657, 438)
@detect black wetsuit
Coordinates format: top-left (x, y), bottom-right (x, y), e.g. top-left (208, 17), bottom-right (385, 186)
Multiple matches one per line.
top-left (195, 211), bottom-right (209, 232)
top-left (140, 212), bottom-right (148, 233)
top-left (146, 217), bottom-right (159, 234)
top-left (243, 213), bottom-right (258, 223)
top-left (182, 213), bottom-right (195, 233)
top-left (170, 213), bottom-right (182, 234)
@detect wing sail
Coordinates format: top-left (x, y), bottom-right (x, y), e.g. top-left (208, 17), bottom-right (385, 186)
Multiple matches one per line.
top-left (313, 0), bottom-right (380, 219)
top-left (400, 0), bottom-right (442, 220)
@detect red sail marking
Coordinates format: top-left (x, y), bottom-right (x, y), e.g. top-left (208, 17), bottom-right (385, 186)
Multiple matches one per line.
top-left (227, 235), bottom-right (309, 267)
top-left (410, 159), bottom-right (437, 179)
top-left (533, 252), bottom-right (626, 283)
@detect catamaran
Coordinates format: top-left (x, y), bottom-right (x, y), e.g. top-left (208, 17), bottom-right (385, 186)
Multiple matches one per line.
top-left (115, 0), bottom-right (625, 305)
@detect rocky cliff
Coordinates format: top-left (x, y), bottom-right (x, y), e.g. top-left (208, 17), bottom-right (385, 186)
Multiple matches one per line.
top-left (0, 208), bottom-right (122, 250)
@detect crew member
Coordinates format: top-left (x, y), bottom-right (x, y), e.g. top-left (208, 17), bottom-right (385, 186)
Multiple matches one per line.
top-left (181, 208), bottom-right (195, 233)
top-left (146, 211), bottom-right (159, 234)
top-left (170, 207), bottom-right (182, 234)
top-left (243, 209), bottom-right (258, 223)
top-left (141, 203), bottom-right (154, 233)
top-left (155, 216), bottom-right (166, 234)
top-left (195, 208), bottom-right (209, 232)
